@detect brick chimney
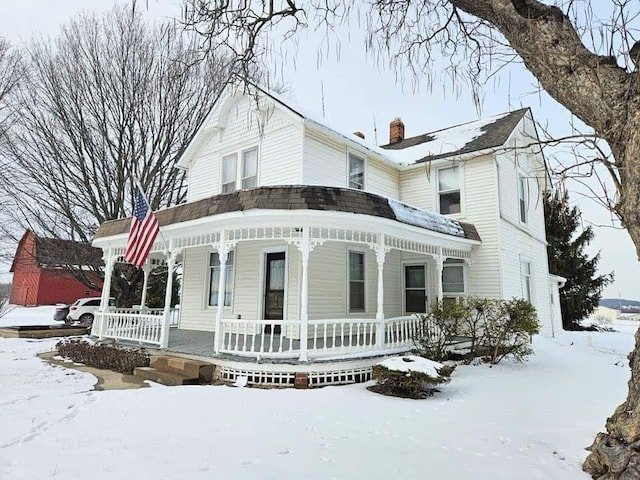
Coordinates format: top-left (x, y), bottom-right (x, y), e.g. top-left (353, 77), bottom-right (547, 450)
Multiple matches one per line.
top-left (353, 131), bottom-right (365, 140)
top-left (389, 118), bottom-right (405, 144)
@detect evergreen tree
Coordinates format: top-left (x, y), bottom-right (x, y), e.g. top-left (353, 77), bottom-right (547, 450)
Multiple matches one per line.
top-left (544, 190), bottom-right (613, 330)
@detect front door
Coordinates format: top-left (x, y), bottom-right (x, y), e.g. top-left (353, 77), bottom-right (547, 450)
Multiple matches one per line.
top-left (264, 252), bottom-right (285, 333)
top-left (405, 265), bottom-right (427, 314)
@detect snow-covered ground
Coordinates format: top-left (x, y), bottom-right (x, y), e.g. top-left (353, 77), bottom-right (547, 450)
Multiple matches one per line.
top-left (0, 307), bottom-right (636, 479)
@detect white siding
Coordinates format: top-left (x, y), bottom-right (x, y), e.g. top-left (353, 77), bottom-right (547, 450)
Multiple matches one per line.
top-left (187, 96), bottom-right (303, 202)
top-left (303, 130), bottom-right (399, 198)
top-left (399, 165), bottom-right (434, 210)
top-left (179, 241), bottom-right (298, 331)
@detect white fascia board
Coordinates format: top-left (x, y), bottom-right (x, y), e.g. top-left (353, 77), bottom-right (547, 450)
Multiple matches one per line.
top-left (398, 147), bottom-right (501, 173)
top-left (93, 208), bottom-right (479, 250)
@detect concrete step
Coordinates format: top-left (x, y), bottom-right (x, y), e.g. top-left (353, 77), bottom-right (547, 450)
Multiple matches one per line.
top-left (134, 367), bottom-right (200, 386)
top-left (149, 356), bottom-right (213, 383)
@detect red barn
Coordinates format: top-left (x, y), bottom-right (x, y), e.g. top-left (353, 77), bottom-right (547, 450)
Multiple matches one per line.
top-left (9, 230), bottom-right (103, 306)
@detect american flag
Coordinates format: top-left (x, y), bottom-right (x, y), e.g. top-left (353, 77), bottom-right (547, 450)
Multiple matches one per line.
top-left (124, 188), bottom-right (159, 269)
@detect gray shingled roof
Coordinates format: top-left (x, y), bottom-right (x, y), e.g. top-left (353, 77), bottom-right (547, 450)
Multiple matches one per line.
top-left (94, 186), bottom-right (481, 242)
top-left (379, 108), bottom-right (529, 163)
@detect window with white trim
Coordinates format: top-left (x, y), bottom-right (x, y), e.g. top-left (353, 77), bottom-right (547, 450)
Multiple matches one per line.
top-left (208, 251), bottom-right (234, 307)
top-left (348, 153), bottom-right (364, 190)
top-left (520, 259), bottom-right (532, 302)
top-left (221, 147), bottom-right (258, 193)
top-left (518, 176), bottom-right (528, 223)
top-left (221, 153), bottom-right (237, 193)
top-left (241, 147), bottom-right (258, 188)
top-left (442, 259), bottom-right (466, 299)
top-left (348, 251), bottom-right (365, 312)
top-left (438, 166), bottom-right (461, 214)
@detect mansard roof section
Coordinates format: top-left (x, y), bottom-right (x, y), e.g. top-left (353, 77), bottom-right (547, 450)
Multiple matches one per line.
top-left (379, 108), bottom-right (530, 164)
top-left (94, 186), bottom-right (481, 243)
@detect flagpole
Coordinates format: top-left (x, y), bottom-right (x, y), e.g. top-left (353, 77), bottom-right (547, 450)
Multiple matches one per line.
top-left (132, 175), bottom-right (170, 252)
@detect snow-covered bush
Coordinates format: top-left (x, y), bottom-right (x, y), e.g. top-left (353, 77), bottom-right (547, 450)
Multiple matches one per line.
top-left (413, 297), bottom-right (540, 364)
top-left (370, 356), bottom-right (455, 399)
top-left (56, 339), bottom-right (149, 374)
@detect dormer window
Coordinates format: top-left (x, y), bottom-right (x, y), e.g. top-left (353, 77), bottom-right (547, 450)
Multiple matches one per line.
top-left (221, 147), bottom-right (259, 193)
top-left (348, 153), bottom-right (364, 190)
top-left (438, 166), bottom-right (460, 214)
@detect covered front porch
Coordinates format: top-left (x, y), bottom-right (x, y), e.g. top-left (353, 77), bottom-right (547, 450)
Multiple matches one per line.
top-left (91, 186), bottom-right (481, 364)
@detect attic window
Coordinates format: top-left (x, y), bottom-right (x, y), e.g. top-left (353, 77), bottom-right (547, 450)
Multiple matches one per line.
top-left (438, 166), bottom-right (460, 215)
top-left (518, 176), bottom-right (528, 224)
top-left (348, 153), bottom-right (364, 190)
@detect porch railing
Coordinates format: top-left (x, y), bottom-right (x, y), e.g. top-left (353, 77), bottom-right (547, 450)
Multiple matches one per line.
top-left (95, 312), bottom-right (440, 360)
top-left (99, 312), bottom-right (164, 346)
top-left (110, 307), bottom-right (179, 327)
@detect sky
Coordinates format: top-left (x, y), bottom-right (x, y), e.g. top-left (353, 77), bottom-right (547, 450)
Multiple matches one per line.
top-left (0, 0), bottom-right (638, 300)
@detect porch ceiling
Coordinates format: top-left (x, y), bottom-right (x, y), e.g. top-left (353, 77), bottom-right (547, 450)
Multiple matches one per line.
top-left (95, 185), bottom-right (480, 242)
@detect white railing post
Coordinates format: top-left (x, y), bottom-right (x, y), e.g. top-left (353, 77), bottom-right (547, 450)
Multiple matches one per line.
top-left (214, 230), bottom-right (228, 355)
top-left (160, 246), bottom-right (178, 349)
top-left (298, 227), bottom-right (311, 362)
top-left (140, 260), bottom-right (151, 310)
top-left (94, 248), bottom-right (115, 338)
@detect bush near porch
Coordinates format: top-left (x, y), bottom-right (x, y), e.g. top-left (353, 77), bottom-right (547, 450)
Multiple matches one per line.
top-left (56, 339), bottom-right (150, 374)
top-left (414, 297), bottom-right (540, 364)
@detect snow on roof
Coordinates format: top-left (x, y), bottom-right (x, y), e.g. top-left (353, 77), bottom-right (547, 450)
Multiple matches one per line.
top-left (389, 199), bottom-right (465, 238)
top-left (383, 113), bottom-right (510, 164)
top-left (377, 355), bottom-right (445, 378)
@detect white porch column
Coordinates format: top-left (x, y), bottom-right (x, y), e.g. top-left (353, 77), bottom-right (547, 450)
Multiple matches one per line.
top-left (140, 261), bottom-right (151, 310)
top-left (436, 248), bottom-right (444, 303)
top-left (298, 227), bottom-right (311, 362)
top-left (160, 246), bottom-right (178, 349)
top-left (372, 235), bottom-right (389, 349)
top-left (214, 230), bottom-right (228, 354)
top-left (95, 249), bottom-right (115, 338)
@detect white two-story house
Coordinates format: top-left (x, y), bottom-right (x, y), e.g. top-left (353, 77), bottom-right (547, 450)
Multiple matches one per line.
top-left (92, 82), bottom-right (564, 386)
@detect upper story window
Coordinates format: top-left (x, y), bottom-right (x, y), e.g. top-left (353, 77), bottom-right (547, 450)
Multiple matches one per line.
top-left (442, 258), bottom-right (466, 298)
top-left (520, 259), bottom-right (532, 302)
top-left (438, 166), bottom-right (460, 214)
top-left (518, 176), bottom-right (528, 224)
top-left (348, 153), bottom-right (364, 190)
top-left (221, 147), bottom-right (258, 193)
top-left (222, 153), bottom-right (237, 193)
top-left (241, 148), bottom-right (258, 189)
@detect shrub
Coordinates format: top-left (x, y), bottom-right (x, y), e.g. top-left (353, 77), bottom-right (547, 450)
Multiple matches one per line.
top-left (482, 298), bottom-right (539, 364)
top-left (414, 300), bottom-right (466, 361)
top-left (413, 297), bottom-right (540, 364)
top-left (370, 355), bottom-right (455, 399)
top-left (56, 339), bottom-right (150, 374)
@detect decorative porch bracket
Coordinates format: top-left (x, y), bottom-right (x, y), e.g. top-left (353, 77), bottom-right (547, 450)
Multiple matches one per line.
top-left (214, 230), bottom-right (238, 354)
top-left (369, 235), bottom-right (391, 349)
top-left (95, 249), bottom-right (116, 339)
top-left (160, 244), bottom-right (181, 349)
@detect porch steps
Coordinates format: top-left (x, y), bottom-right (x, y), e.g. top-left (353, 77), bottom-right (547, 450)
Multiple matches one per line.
top-left (133, 356), bottom-right (214, 386)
